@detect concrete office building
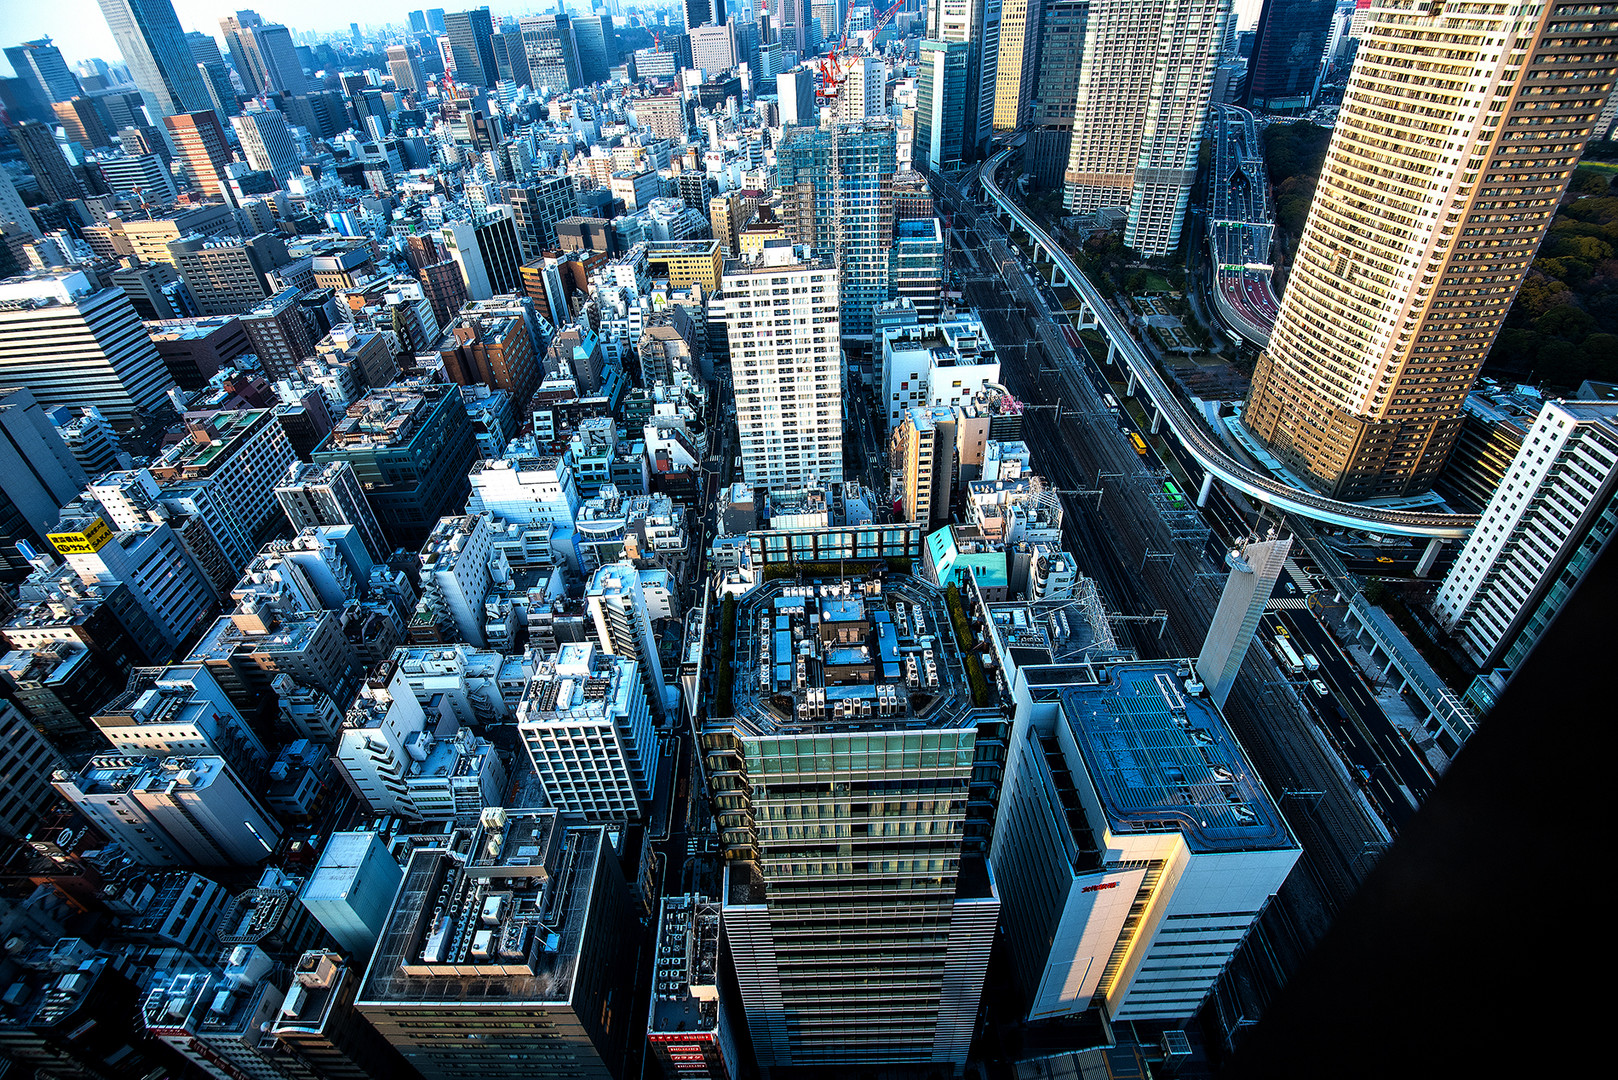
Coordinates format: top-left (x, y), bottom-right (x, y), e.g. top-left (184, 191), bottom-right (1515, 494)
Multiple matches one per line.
top-left (163, 111), bottom-right (233, 198)
top-left (53, 754), bottom-right (281, 866)
top-left (271, 951), bottom-right (418, 1080)
top-left (1245, 3), bottom-right (1618, 499)
top-left (0, 271), bottom-right (175, 424)
top-left (299, 831), bottom-right (404, 956)
top-left (992, 660), bottom-right (1299, 1022)
top-left (586, 561), bottom-right (670, 718)
top-left (894, 406), bottom-right (959, 532)
top-left (1437, 401), bottom-right (1618, 668)
top-left (277, 461), bottom-right (390, 564)
top-left (240, 289), bottom-right (317, 382)
top-left (90, 663), bottom-right (269, 779)
top-left (518, 643), bottom-right (656, 823)
top-left (646, 895), bottom-right (738, 1080)
top-left (0, 700), bottom-right (64, 840)
top-left (419, 513), bottom-right (497, 647)
top-left (881, 314), bottom-right (1002, 431)
top-left (94, 0), bottom-right (214, 117)
top-left (148, 408), bottom-right (297, 540)
top-left (1196, 536), bottom-right (1292, 708)
top-left (724, 245), bottom-right (843, 489)
top-left (312, 384), bottom-right (479, 546)
top-left (1063, 0), bottom-right (1228, 255)
top-left (708, 577), bottom-right (998, 1073)
top-left (167, 233), bottom-right (291, 317)
top-left (356, 809), bottom-right (637, 1080)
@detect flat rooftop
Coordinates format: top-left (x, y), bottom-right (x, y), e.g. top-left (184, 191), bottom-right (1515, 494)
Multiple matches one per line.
top-left (1054, 662), bottom-right (1293, 853)
top-left (724, 576), bottom-right (984, 737)
top-left (357, 809), bottom-right (605, 1008)
top-left (649, 895), bottom-right (720, 1037)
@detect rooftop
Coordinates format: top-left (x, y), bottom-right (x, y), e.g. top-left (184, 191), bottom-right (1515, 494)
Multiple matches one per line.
top-left (1048, 661), bottom-right (1293, 853)
top-left (357, 809), bottom-right (607, 1008)
top-left (648, 895), bottom-right (720, 1037)
top-left (723, 576), bottom-right (984, 737)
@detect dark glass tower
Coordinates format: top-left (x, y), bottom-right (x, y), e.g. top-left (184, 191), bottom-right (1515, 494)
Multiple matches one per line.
top-left (1245, 0), bottom-right (1337, 113)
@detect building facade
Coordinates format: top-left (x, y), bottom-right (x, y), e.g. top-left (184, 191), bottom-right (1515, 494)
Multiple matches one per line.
top-left (1244, 2), bottom-right (1618, 498)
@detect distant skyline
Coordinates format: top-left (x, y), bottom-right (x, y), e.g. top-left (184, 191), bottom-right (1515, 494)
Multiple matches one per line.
top-left (2, 0), bottom-right (1265, 77)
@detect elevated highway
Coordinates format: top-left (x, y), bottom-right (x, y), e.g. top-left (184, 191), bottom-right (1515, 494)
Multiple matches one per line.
top-left (977, 149), bottom-right (1478, 540)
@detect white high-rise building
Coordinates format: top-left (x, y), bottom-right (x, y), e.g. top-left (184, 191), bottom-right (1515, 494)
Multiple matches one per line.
top-left (992, 659), bottom-right (1299, 1023)
top-left (587, 561), bottom-right (672, 720)
top-left (0, 271), bottom-right (176, 424)
top-left (466, 439), bottom-right (581, 525)
top-left (724, 244), bottom-right (842, 490)
top-left (516, 642), bottom-right (657, 822)
top-left (1063, 0), bottom-right (1229, 255)
top-left (1436, 401), bottom-right (1618, 668)
top-left (1245, 2), bottom-right (1618, 500)
top-left (835, 55), bottom-right (886, 122)
top-left (231, 108), bottom-right (301, 185)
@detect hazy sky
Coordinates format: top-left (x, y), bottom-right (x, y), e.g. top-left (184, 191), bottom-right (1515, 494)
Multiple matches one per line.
top-left (2, 0), bottom-right (1266, 75)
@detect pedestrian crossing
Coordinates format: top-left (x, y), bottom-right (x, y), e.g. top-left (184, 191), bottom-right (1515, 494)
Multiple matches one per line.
top-left (1283, 558), bottom-right (1318, 594)
top-left (1265, 598), bottom-right (1312, 610)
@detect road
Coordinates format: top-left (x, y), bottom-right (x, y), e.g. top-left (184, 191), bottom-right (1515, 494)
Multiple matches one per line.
top-left (931, 162), bottom-right (1410, 1052)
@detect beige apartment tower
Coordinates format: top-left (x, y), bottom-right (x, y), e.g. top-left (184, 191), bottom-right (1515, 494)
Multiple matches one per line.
top-left (1245, 1), bottom-right (1618, 500)
top-left (1063, 0), bottom-right (1229, 255)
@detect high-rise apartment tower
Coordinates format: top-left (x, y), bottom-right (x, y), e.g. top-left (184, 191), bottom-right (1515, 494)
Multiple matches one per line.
top-left (1245, 1), bottom-right (1618, 499)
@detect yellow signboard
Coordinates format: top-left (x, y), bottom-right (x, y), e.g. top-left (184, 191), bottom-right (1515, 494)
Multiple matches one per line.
top-left (48, 518), bottom-right (113, 555)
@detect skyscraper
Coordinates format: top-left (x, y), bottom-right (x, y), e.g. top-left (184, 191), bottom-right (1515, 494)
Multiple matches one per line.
top-left (1437, 401), bottom-right (1618, 670)
top-left (7, 120), bottom-right (85, 204)
top-left (572, 14), bottom-right (616, 86)
top-left (925, 0), bottom-right (1001, 162)
top-left (1063, 0), bottom-right (1228, 255)
top-left (1196, 535), bottom-right (1291, 708)
top-left (776, 119), bottom-right (897, 339)
top-left (707, 576), bottom-right (998, 1072)
top-left (254, 23), bottom-right (310, 96)
top-left (1245, 0), bottom-right (1337, 114)
top-left (163, 111), bottom-right (232, 198)
top-left (0, 271), bottom-right (176, 424)
top-left (725, 244), bottom-right (842, 489)
top-left (0, 387), bottom-right (89, 584)
top-left (4, 39), bottom-right (81, 105)
top-left (992, 0), bottom-right (1042, 130)
top-left (232, 109), bottom-right (300, 185)
top-left (95, 0), bottom-right (214, 117)
top-left (914, 37), bottom-right (970, 171)
top-left (1027, 0), bottom-right (1087, 189)
top-left (520, 14), bottom-right (582, 92)
top-left (387, 44), bottom-right (428, 92)
top-left (445, 8), bottom-right (499, 88)
top-left (776, 64), bottom-right (816, 126)
top-left (1245, 3), bottom-right (1618, 499)
top-left (221, 12), bottom-right (270, 96)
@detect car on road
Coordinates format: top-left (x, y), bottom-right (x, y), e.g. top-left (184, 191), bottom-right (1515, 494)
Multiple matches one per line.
top-left (1311, 679), bottom-right (1330, 696)
top-left (1376, 556), bottom-right (1395, 564)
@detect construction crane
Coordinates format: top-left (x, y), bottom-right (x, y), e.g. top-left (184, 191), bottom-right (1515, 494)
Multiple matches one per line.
top-left (819, 0), bottom-right (906, 99)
